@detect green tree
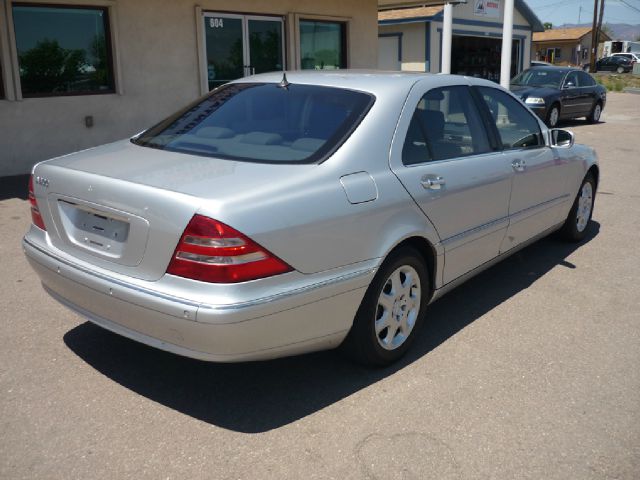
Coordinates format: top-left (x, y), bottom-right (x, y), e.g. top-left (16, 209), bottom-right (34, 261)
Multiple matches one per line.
top-left (89, 34), bottom-right (110, 88)
top-left (19, 39), bottom-right (85, 94)
top-left (544, 22), bottom-right (553, 30)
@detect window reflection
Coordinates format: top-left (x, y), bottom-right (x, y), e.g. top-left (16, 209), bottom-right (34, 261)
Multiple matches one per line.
top-left (12, 5), bottom-right (114, 97)
top-left (300, 20), bottom-right (346, 70)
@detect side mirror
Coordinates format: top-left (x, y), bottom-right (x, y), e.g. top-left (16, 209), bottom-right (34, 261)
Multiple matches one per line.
top-left (550, 128), bottom-right (575, 148)
top-left (563, 82), bottom-right (575, 89)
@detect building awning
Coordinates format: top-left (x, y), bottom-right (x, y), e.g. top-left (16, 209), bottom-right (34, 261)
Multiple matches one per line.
top-left (378, 0), bottom-right (544, 32)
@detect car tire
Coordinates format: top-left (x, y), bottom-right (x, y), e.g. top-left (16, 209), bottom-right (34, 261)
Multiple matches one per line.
top-left (616, 66), bottom-right (625, 74)
top-left (546, 104), bottom-right (560, 128)
top-left (586, 102), bottom-right (602, 124)
top-left (559, 173), bottom-right (596, 242)
top-left (341, 247), bottom-right (429, 366)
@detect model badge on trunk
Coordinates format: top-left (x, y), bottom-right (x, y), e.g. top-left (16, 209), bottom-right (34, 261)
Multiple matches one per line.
top-left (35, 176), bottom-right (49, 188)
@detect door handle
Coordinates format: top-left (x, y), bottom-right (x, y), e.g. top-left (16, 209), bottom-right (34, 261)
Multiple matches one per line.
top-left (512, 159), bottom-right (526, 172)
top-left (420, 175), bottom-right (446, 190)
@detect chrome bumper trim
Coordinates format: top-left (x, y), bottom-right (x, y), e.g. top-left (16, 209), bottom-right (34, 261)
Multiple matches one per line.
top-left (23, 236), bottom-right (375, 312)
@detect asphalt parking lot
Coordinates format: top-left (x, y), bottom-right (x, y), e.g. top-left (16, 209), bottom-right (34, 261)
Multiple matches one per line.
top-left (1, 92), bottom-right (639, 480)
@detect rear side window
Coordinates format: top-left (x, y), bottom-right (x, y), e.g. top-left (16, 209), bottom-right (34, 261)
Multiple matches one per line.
top-left (402, 86), bottom-right (491, 165)
top-left (578, 71), bottom-right (595, 86)
top-left (476, 87), bottom-right (544, 150)
top-left (133, 83), bottom-right (374, 164)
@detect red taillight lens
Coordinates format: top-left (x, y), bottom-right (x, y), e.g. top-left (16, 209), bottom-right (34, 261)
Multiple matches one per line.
top-left (166, 215), bottom-right (292, 283)
top-left (28, 175), bottom-right (46, 230)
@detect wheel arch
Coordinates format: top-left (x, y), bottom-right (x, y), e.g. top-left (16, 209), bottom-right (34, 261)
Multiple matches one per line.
top-left (587, 163), bottom-right (600, 189)
top-left (382, 235), bottom-right (439, 302)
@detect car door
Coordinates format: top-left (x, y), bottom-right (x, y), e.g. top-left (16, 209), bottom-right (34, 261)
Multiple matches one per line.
top-left (577, 71), bottom-right (599, 115)
top-left (389, 80), bottom-right (513, 285)
top-left (563, 71), bottom-right (595, 117)
top-left (560, 71), bottom-right (582, 117)
top-left (474, 86), bottom-right (571, 253)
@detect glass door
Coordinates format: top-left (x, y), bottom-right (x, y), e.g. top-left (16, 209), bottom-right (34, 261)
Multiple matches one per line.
top-left (203, 13), bottom-right (284, 90)
top-left (247, 17), bottom-right (284, 75)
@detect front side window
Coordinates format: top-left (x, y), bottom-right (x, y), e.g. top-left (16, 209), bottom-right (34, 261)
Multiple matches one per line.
top-left (402, 86), bottom-right (491, 165)
top-left (133, 83), bottom-right (374, 164)
top-left (12, 4), bottom-right (115, 97)
top-left (300, 20), bottom-right (346, 70)
top-left (564, 72), bottom-right (580, 87)
top-left (477, 87), bottom-right (544, 150)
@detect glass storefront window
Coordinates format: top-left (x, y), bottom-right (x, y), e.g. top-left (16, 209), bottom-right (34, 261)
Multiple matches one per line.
top-left (300, 20), bottom-right (346, 70)
top-left (12, 4), bottom-right (115, 97)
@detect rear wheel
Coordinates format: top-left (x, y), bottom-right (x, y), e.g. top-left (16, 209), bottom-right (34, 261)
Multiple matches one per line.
top-left (559, 173), bottom-right (596, 242)
top-left (342, 247), bottom-right (429, 366)
top-left (587, 102), bottom-right (602, 124)
top-left (546, 104), bottom-right (560, 128)
top-left (616, 66), bottom-right (625, 74)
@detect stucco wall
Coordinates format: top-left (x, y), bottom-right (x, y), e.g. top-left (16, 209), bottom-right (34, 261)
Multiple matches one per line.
top-left (0, 0), bottom-right (377, 176)
top-left (379, 22), bottom-right (426, 71)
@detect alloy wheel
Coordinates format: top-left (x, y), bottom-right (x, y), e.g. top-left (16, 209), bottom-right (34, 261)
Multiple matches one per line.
top-left (576, 182), bottom-right (593, 232)
top-left (548, 107), bottom-right (559, 127)
top-left (375, 265), bottom-right (421, 351)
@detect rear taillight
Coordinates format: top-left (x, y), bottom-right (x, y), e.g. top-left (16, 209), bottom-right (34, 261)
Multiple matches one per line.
top-left (166, 215), bottom-right (292, 283)
top-left (28, 175), bottom-right (46, 230)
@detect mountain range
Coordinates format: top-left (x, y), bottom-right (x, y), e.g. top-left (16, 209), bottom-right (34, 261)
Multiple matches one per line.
top-left (555, 23), bottom-right (640, 41)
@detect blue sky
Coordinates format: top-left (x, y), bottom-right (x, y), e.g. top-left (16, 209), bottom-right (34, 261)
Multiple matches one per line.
top-left (525, 0), bottom-right (640, 26)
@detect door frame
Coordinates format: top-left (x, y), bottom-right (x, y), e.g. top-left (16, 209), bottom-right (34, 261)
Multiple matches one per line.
top-left (198, 11), bottom-right (286, 93)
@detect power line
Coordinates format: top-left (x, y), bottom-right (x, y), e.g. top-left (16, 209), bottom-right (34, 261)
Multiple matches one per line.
top-left (617, 0), bottom-right (640, 14)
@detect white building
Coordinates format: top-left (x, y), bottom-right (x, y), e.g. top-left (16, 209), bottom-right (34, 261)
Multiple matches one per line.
top-left (378, 0), bottom-right (544, 79)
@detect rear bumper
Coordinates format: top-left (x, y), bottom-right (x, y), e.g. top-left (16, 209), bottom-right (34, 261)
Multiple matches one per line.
top-left (23, 235), bottom-right (373, 362)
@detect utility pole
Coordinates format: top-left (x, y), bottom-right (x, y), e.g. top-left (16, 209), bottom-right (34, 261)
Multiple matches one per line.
top-left (590, 0), bottom-right (599, 71)
top-left (578, 5), bottom-right (582, 24)
top-left (595, 0), bottom-right (606, 61)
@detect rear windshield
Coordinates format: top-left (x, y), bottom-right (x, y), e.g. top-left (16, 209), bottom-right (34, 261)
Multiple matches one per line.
top-left (132, 83), bottom-right (374, 164)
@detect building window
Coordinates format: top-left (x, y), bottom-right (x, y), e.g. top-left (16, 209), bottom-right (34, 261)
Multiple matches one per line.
top-left (299, 20), bottom-right (346, 70)
top-left (545, 47), bottom-right (561, 63)
top-left (12, 4), bottom-right (115, 97)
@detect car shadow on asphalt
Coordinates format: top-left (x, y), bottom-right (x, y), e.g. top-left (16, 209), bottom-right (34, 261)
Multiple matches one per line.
top-left (0, 174), bottom-right (29, 201)
top-left (557, 118), bottom-right (606, 129)
top-left (63, 223), bottom-right (600, 433)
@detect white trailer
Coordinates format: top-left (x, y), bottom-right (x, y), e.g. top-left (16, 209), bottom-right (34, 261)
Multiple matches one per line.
top-left (602, 40), bottom-right (640, 57)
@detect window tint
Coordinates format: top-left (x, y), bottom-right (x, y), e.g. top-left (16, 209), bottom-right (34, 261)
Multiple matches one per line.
top-left (402, 86), bottom-right (491, 165)
top-left (0, 62), bottom-right (4, 99)
top-left (578, 71), bottom-right (595, 86)
top-left (133, 83), bottom-right (374, 164)
top-left (12, 5), bottom-right (114, 97)
top-left (300, 21), bottom-right (346, 70)
top-left (477, 87), bottom-right (544, 150)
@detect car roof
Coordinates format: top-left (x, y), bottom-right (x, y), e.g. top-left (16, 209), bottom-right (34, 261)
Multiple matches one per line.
top-left (524, 66), bottom-right (577, 74)
top-left (231, 70), bottom-right (499, 97)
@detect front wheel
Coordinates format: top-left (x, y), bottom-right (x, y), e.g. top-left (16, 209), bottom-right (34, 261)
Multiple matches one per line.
top-left (546, 104), bottom-right (560, 128)
top-left (341, 247), bottom-right (429, 366)
top-left (559, 173), bottom-right (596, 242)
top-left (587, 102), bottom-right (602, 124)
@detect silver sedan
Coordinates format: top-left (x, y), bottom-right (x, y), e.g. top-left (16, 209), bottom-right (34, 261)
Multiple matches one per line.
top-left (23, 71), bottom-right (598, 366)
